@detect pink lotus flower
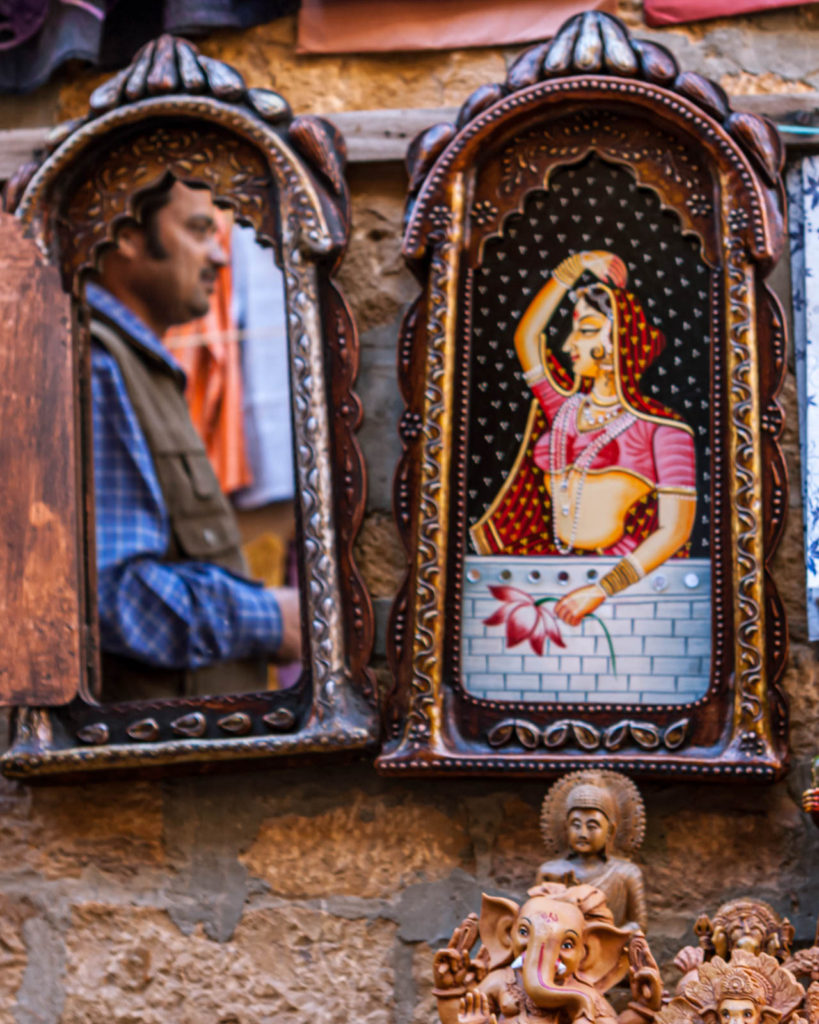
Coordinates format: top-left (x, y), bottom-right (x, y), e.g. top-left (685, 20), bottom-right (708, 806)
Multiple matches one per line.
top-left (483, 586), bottom-right (565, 655)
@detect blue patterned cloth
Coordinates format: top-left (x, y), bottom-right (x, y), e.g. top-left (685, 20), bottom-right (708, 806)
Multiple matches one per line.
top-left (787, 160), bottom-right (819, 640)
top-left (87, 282), bottom-right (282, 668)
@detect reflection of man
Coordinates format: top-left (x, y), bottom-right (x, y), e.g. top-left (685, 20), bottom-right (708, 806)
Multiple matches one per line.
top-left (87, 177), bottom-right (301, 701)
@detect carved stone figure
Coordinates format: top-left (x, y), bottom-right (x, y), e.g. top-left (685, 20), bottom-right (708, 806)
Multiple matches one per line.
top-left (536, 770), bottom-right (647, 932)
top-left (783, 916), bottom-right (819, 1024)
top-left (674, 899), bottom-right (794, 997)
top-left (433, 882), bottom-right (662, 1024)
top-left (657, 951), bottom-right (812, 1024)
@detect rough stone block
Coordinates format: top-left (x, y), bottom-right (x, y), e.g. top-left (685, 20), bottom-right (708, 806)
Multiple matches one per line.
top-left (62, 903), bottom-right (396, 1024)
top-left (242, 791), bottom-right (469, 899)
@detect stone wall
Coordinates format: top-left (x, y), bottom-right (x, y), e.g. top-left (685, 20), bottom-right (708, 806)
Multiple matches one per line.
top-left (1, 2), bottom-right (819, 1021)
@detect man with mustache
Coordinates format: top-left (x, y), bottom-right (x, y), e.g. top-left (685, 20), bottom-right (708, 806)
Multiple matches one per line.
top-left (87, 177), bottom-right (301, 700)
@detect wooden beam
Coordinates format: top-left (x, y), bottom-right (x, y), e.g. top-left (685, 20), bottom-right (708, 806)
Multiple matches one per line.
top-left (3, 95), bottom-right (819, 178)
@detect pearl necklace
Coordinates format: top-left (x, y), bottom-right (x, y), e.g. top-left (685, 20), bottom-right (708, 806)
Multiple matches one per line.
top-left (548, 396), bottom-right (637, 555)
top-left (581, 393), bottom-right (623, 429)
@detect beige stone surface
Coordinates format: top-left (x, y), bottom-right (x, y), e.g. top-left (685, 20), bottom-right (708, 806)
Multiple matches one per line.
top-left (341, 165), bottom-right (417, 336)
top-left (0, 893), bottom-right (33, 1024)
top-left (241, 789), bottom-right (470, 899)
top-left (411, 941), bottom-right (438, 1024)
top-left (487, 796), bottom-right (544, 892)
top-left (62, 902), bottom-right (396, 1024)
top-left (0, 777), bottom-right (163, 882)
top-left (355, 512), bottom-right (407, 598)
top-left (32, 781), bottom-right (165, 880)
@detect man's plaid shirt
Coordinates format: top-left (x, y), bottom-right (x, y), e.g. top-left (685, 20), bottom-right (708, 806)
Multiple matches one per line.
top-left (88, 282), bottom-right (283, 669)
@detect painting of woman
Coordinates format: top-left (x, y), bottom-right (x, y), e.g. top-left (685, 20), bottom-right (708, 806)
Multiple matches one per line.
top-left (470, 250), bottom-right (697, 627)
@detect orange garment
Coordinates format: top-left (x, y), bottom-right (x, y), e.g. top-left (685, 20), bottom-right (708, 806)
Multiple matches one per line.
top-left (165, 213), bottom-right (252, 494)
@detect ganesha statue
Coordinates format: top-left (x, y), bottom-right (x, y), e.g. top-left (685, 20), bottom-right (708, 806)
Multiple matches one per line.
top-left (656, 950), bottom-right (814, 1024)
top-left (433, 882), bottom-right (662, 1024)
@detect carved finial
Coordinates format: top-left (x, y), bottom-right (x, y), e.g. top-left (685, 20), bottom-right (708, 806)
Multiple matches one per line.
top-left (86, 35), bottom-right (291, 125)
top-left (407, 10), bottom-right (782, 202)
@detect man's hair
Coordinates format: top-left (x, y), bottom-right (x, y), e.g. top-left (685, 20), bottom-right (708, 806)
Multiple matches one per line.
top-left (131, 174), bottom-right (212, 259)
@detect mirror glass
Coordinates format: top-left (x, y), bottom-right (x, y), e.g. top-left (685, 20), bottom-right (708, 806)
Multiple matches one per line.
top-left (83, 183), bottom-right (302, 703)
top-left (462, 156), bottom-right (712, 707)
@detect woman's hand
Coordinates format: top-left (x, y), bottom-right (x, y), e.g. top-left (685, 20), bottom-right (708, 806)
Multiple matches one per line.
top-left (579, 251), bottom-right (627, 288)
top-left (554, 584), bottom-right (606, 626)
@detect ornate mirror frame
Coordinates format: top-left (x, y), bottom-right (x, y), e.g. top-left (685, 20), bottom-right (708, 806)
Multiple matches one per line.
top-left (0, 36), bottom-right (377, 779)
top-left (378, 13), bottom-right (789, 780)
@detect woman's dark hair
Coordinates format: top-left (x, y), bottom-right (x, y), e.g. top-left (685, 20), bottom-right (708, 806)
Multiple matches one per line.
top-left (571, 282), bottom-right (614, 320)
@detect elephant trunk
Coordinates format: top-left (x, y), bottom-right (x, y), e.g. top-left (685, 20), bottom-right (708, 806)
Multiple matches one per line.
top-left (521, 944), bottom-right (597, 1019)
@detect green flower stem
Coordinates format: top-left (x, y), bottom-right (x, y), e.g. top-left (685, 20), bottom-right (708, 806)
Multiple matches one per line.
top-left (533, 596), bottom-right (618, 675)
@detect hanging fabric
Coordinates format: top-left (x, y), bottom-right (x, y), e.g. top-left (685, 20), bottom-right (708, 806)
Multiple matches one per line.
top-left (230, 223), bottom-right (295, 510)
top-left (164, 209), bottom-right (253, 495)
top-left (644, 0), bottom-right (815, 26)
top-left (787, 156), bottom-right (819, 640)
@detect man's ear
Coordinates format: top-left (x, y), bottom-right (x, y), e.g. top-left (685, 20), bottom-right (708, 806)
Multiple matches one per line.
top-left (112, 221), bottom-right (146, 261)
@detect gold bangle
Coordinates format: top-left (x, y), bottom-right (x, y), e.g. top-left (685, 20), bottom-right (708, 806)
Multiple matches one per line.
top-left (553, 253), bottom-right (583, 288)
top-left (599, 559), bottom-right (641, 597)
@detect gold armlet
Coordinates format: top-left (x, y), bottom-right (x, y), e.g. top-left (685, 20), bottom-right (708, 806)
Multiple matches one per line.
top-left (599, 558), bottom-right (642, 597)
top-left (553, 253), bottom-right (583, 289)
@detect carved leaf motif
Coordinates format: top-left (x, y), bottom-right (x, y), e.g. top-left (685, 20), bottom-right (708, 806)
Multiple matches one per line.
top-left (603, 721), bottom-right (629, 750)
top-left (663, 718), bottom-right (690, 750)
top-left (199, 55), bottom-right (246, 100)
top-left (505, 41), bottom-right (552, 90)
top-left (247, 88), bottom-right (292, 124)
top-left (76, 723), bottom-right (110, 745)
top-left (632, 39), bottom-right (678, 84)
top-left (262, 708), bottom-right (296, 732)
top-left (125, 40), bottom-right (156, 101)
top-left (456, 83), bottom-right (507, 130)
top-left (543, 720), bottom-right (572, 748)
top-left (487, 720), bottom-right (515, 747)
top-left (89, 65), bottom-right (130, 113)
top-left (146, 34), bottom-right (179, 95)
top-left (516, 721), bottom-right (540, 749)
top-left (487, 719), bottom-right (541, 748)
top-left (176, 40), bottom-right (207, 92)
top-left (674, 71), bottom-right (730, 121)
top-left (217, 712), bottom-right (252, 735)
top-left (571, 721), bottom-right (601, 751)
top-left (126, 718), bottom-right (160, 742)
top-left (629, 721), bottom-right (661, 750)
top-left (289, 116), bottom-right (346, 196)
top-left (406, 122), bottom-right (456, 193)
top-left (171, 712), bottom-right (207, 738)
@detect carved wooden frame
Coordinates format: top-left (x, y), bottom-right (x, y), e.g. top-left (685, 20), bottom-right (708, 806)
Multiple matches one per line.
top-left (0, 36), bottom-right (377, 779)
top-left (378, 13), bottom-right (789, 779)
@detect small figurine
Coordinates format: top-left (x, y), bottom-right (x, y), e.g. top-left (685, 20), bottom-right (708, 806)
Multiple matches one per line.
top-left (803, 756), bottom-right (819, 828)
top-left (674, 899), bottom-right (794, 997)
top-left (433, 882), bottom-right (663, 1024)
top-left (536, 770), bottom-right (648, 932)
top-left (783, 915), bottom-right (819, 1024)
top-left (656, 950), bottom-right (811, 1024)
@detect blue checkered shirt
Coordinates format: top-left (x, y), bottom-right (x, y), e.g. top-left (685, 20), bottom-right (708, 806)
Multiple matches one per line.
top-left (87, 283), bottom-right (282, 668)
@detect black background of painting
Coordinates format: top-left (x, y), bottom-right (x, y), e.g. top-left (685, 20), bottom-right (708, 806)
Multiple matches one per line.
top-left (465, 154), bottom-right (712, 557)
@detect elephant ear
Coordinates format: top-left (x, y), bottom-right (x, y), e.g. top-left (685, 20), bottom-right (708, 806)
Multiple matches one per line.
top-left (576, 922), bottom-right (632, 992)
top-left (479, 893), bottom-right (520, 970)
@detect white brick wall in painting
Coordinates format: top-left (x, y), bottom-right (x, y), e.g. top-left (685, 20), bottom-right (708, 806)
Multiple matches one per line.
top-left (461, 556), bottom-right (711, 704)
